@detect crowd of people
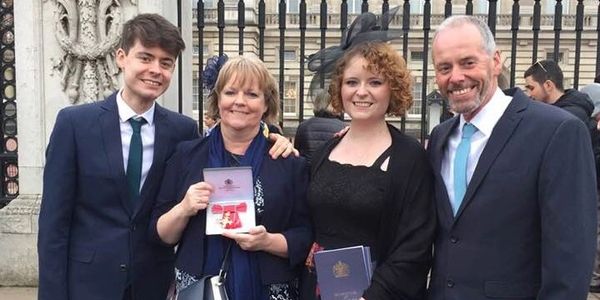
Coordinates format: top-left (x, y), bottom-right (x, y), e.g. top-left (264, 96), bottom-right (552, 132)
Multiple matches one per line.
top-left (37, 9), bottom-right (600, 300)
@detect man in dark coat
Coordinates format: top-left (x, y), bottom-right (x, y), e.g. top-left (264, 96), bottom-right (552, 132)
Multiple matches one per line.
top-left (524, 59), bottom-right (596, 124)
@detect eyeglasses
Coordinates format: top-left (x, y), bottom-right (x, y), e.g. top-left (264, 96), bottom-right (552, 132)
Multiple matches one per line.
top-left (535, 61), bottom-right (548, 73)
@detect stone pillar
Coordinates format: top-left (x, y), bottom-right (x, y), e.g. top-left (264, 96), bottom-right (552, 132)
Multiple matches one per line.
top-left (134, 0), bottom-right (195, 115)
top-left (0, 0), bottom-right (194, 286)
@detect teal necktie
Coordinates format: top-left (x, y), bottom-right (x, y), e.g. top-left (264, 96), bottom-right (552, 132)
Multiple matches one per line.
top-left (127, 117), bottom-right (146, 208)
top-left (452, 123), bottom-right (477, 215)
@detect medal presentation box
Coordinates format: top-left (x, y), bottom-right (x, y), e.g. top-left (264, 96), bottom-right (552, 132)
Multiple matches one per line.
top-left (314, 245), bottom-right (373, 300)
top-left (203, 167), bottom-right (255, 235)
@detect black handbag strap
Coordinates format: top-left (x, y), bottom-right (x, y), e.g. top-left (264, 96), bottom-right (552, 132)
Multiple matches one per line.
top-left (217, 241), bottom-right (234, 283)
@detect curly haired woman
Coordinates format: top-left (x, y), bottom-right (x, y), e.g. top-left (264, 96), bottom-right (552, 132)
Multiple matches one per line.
top-left (302, 42), bottom-right (436, 300)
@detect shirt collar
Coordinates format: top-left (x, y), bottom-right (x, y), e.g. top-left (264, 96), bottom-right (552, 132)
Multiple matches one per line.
top-left (116, 89), bottom-right (155, 125)
top-left (459, 87), bottom-right (512, 137)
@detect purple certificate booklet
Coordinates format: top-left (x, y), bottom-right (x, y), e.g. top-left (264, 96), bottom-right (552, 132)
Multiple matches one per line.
top-left (314, 245), bottom-right (373, 300)
top-left (203, 167), bottom-right (255, 235)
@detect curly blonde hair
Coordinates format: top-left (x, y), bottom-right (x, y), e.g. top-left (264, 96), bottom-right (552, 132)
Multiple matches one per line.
top-left (328, 42), bottom-right (413, 117)
top-left (206, 55), bottom-right (280, 125)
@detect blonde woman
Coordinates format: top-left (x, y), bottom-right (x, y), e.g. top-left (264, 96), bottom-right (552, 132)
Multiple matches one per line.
top-left (150, 55), bottom-right (312, 300)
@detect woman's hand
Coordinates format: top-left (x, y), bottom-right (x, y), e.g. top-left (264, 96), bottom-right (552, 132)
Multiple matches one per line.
top-left (222, 226), bottom-right (289, 258)
top-left (179, 182), bottom-right (213, 217)
top-left (222, 225), bottom-right (269, 251)
top-left (157, 181), bottom-right (214, 245)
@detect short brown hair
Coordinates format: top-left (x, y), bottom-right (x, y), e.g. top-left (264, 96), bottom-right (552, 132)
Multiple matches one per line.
top-left (328, 42), bottom-right (413, 117)
top-left (120, 14), bottom-right (185, 57)
top-left (206, 55), bottom-right (280, 125)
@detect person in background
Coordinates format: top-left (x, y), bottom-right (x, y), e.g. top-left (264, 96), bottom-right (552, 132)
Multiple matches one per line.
top-left (150, 54), bottom-right (312, 300)
top-left (427, 15), bottom-right (596, 300)
top-left (581, 74), bottom-right (600, 127)
top-left (203, 112), bottom-right (218, 136)
top-left (294, 90), bottom-right (345, 165)
top-left (524, 59), bottom-right (596, 127)
top-left (581, 74), bottom-right (600, 293)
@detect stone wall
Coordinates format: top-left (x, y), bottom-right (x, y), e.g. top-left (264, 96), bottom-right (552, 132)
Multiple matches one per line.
top-left (0, 196), bottom-right (40, 286)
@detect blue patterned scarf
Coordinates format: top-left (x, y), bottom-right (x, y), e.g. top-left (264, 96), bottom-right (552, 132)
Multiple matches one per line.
top-left (203, 123), bottom-right (269, 300)
top-left (207, 123), bottom-right (267, 181)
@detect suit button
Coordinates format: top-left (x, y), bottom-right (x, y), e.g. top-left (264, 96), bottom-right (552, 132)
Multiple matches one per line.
top-left (120, 264), bottom-right (127, 271)
top-left (450, 236), bottom-right (458, 243)
top-left (447, 279), bottom-right (455, 288)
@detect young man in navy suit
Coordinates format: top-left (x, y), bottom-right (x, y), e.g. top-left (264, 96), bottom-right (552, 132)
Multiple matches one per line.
top-left (38, 14), bottom-right (294, 300)
top-left (427, 16), bottom-right (597, 300)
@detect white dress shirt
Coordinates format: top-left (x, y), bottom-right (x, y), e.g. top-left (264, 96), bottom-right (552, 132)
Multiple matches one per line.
top-left (117, 90), bottom-right (156, 192)
top-left (441, 88), bottom-right (512, 208)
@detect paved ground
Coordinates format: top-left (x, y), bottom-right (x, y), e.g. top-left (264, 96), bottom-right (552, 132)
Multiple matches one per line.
top-left (0, 287), bottom-right (36, 300)
top-left (0, 287), bottom-right (599, 299)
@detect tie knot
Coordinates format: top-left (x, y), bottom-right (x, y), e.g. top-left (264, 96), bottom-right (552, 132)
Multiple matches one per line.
top-left (462, 123), bottom-right (477, 139)
top-left (129, 117), bottom-right (146, 133)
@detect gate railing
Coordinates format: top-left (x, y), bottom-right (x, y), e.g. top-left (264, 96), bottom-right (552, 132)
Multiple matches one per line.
top-left (192, 0), bottom-right (600, 142)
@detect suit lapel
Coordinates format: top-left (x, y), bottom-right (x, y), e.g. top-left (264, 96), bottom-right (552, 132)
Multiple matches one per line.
top-left (99, 94), bottom-right (132, 215)
top-left (433, 117), bottom-right (460, 223)
top-left (134, 105), bottom-right (170, 218)
top-left (454, 90), bottom-right (528, 220)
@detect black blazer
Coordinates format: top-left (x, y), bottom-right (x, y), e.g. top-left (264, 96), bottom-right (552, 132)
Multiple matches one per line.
top-left (149, 137), bottom-right (313, 285)
top-left (427, 89), bottom-right (597, 300)
top-left (38, 93), bottom-right (199, 300)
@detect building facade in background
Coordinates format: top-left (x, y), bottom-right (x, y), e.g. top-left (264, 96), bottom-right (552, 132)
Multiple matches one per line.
top-left (192, 0), bottom-right (600, 137)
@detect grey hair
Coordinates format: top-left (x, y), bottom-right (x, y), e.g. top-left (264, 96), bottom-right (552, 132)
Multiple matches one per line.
top-left (434, 15), bottom-right (496, 56)
top-left (312, 90), bottom-right (331, 114)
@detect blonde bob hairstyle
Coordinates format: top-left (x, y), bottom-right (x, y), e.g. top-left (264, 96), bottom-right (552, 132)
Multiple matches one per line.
top-left (206, 54), bottom-right (280, 125)
top-left (328, 42), bottom-right (413, 117)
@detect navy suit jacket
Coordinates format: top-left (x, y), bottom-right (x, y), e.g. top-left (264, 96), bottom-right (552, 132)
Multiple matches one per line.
top-left (38, 93), bottom-right (198, 300)
top-left (427, 88), bottom-right (597, 300)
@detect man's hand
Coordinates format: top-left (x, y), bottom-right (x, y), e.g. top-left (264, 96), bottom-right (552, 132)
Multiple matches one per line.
top-left (334, 126), bottom-right (350, 138)
top-left (268, 133), bottom-right (299, 159)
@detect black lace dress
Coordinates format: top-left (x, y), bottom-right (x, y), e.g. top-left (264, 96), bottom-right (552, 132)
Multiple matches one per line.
top-left (309, 148), bottom-right (390, 252)
top-left (301, 148), bottom-right (390, 299)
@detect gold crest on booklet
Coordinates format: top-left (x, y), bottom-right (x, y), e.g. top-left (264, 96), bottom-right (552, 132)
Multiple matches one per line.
top-left (332, 261), bottom-right (350, 278)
